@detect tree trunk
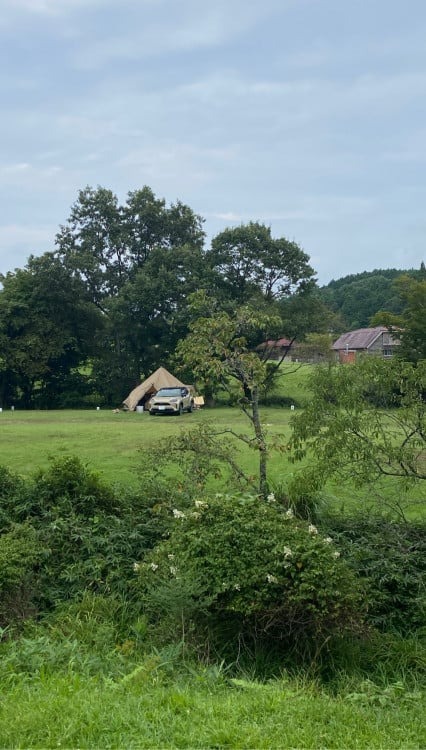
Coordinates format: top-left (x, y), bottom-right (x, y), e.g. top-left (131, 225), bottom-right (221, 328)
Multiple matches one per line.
top-left (251, 386), bottom-right (268, 498)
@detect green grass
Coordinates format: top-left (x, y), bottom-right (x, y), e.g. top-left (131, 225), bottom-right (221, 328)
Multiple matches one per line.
top-left (1, 403), bottom-right (424, 516)
top-left (0, 407), bottom-right (296, 488)
top-left (0, 670), bottom-right (424, 749)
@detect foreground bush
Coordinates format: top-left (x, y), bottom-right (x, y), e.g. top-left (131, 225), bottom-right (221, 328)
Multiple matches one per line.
top-left (0, 457), bottom-right (166, 624)
top-left (325, 515), bottom-right (426, 633)
top-left (136, 493), bottom-right (364, 659)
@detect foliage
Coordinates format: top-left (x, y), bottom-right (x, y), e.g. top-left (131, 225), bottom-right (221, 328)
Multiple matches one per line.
top-left (0, 457), bottom-right (162, 615)
top-left (0, 253), bottom-right (101, 408)
top-left (324, 515), bottom-right (426, 633)
top-left (372, 273), bottom-right (426, 363)
top-left (53, 185), bottom-right (206, 402)
top-left (206, 221), bottom-right (316, 304)
top-left (290, 358), bottom-right (426, 493)
top-left (0, 523), bottom-right (45, 627)
top-left (136, 493), bottom-right (364, 658)
top-left (137, 421), bottom-right (248, 497)
top-left (319, 268), bottom-right (420, 330)
top-left (177, 298), bottom-right (287, 496)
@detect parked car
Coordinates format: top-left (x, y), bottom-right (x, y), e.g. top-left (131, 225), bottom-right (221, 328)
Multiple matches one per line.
top-left (149, 387), bottom-right (194, 416)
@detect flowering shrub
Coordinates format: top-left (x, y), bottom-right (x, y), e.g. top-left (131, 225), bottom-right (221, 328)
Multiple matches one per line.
top-left (136, 493), bottom-right (364, 648)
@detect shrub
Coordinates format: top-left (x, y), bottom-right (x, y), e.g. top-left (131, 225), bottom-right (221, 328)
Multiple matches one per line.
top-left (136, 493), bottom-right (364, 660)
top-left (0, 523), bottom-right (45, 627)
top-left (325, 515), bottom-right (426, 633)
top-left (0, 458), bottom-right (166, 613)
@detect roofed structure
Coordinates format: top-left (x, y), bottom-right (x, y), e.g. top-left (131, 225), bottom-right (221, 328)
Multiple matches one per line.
top-left (332, 326), bottom-right (400, 363)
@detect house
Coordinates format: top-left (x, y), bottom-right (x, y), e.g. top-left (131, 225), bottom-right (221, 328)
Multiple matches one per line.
top-left (332, 327), bottom-right (400, 363)
top-left (256, 338), bottom-right (294, 361)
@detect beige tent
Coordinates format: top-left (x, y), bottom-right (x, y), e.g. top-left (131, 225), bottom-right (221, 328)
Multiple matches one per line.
top-left (122, 367), bottom-right (187, 411)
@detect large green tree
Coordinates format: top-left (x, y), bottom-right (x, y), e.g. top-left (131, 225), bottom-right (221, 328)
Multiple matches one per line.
top-left (206, 222), bottom-right (315, 305)
top-left (0, 253), bottom-right (101, 408)
top-left (55, 186), bottom-right (206, 402)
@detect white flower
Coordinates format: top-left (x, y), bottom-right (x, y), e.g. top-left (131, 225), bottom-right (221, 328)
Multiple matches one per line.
top-left (133, 562), bottom-right (140, 572)
top-left (233, 583), bottom-right (241, 591)
top-left (173, 509), bottom-right (186, 519)
top-left (266, 573), bottom-right (278, 584)
top-left (150, 562), bottom-right (158, 571)
top-left (194, 500), bottom-right (208, 510)
top-left (170, 566), bottom-right (178, 576)
top-left (267, 493), bottom-right (276, 502)
top-left (333, 551), bottom-right (340, 559)
top-left (308, 524), bottom-right (318, 535)
top-left (285, 508), bottom-right (294, 519)
top-left (283, 546), bottom-right (292, 559)
top-left (168, 554), bottom-right (175, 560)
top-left (324, 537), bottom-right (333, 544)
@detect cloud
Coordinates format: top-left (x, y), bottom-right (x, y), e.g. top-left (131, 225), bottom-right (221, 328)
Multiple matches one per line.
top-left (0, 161), bottom-right (64, 187)
top-left (0, 224), bottom-right (56, 276)
top-left (1, 0), bottom-right (108, 16)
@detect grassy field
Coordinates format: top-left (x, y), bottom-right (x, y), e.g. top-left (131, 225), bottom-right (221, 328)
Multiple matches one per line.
top-left (1, 403), bottom-right (424, 516)
top-left (0, 406), bottom-right (295, 486)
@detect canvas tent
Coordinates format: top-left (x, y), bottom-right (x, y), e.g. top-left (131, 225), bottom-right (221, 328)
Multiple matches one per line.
top-left (122, 367), bottom-right (187, 411)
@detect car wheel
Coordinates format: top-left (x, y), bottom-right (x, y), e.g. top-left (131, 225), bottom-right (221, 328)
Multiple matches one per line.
top-left (188, 401), bottom-right (193, 413)
top-left (178, 403), bottom-right (184, 415)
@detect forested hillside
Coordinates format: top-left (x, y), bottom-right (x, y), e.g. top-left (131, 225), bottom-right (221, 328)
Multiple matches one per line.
top-left (320, 268), bottom-right (423, 330)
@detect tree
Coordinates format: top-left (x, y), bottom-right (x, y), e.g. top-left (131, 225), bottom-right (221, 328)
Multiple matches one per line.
top-left (206, 222), bottom-right (315, 305)
top-left (372, 273), bottom-right (426, 362)
top-left (290, 358), bottom-right (426, 508)
top-left (319, 269), bottom-right (414, 330)
top-left (55, 186), bottom-right (206, 401)
top-left (177, 296), bottom-right (292, 497)
top-left (0, 253), bottom-right (101, 408)
top-left (56, 185), bottom-right (205, 308)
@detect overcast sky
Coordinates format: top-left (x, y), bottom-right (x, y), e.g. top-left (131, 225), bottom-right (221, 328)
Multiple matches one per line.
top-left (1, 0), bottom-right (425, 285)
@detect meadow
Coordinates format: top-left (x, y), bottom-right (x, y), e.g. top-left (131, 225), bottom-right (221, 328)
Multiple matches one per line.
top-left (0, 367), bottom-right (424, 749)
top-left (1, 404), bottom-right (423, 517)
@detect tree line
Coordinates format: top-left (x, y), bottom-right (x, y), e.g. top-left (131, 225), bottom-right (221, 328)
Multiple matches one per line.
top-left (0, 184), bottom-right (424, 408)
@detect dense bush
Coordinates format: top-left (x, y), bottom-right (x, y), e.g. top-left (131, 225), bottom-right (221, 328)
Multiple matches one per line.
top-left (325, 515), bottom-right (426, 633)
top-left (136, 493), bottom-right (364, 659)
top-left (0, 523), bottom-right (46, 627)
top-left (0, 457), bottom-right (168, 622)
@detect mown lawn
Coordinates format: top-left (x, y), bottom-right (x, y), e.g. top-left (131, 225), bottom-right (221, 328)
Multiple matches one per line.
top-left (0, 407), bottom-right (295, 487)
top-left (1, 401), bottom-right (424, 515)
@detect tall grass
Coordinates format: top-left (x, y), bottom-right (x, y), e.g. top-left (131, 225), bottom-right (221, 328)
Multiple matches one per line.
top-left (0, 660), bottom-right (423, 749)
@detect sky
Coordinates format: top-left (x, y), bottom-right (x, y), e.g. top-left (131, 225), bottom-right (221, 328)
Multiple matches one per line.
top-left (0, 0), bottom-right (425, 285)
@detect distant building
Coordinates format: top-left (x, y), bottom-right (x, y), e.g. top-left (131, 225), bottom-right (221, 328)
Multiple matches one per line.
top-left (332, 326), bottom-right (400, 363)
top-left (256, 338), bottom-right (294, 361)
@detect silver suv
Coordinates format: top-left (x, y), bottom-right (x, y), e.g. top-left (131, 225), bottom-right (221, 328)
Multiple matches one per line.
top-left (149, 387), bottom-right (194, 416)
